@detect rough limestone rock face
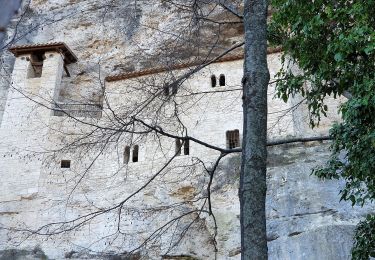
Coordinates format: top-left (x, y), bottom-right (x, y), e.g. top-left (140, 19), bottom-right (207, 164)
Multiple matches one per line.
top-left (0, 1), bottom-right (374, 260)
top-left (210, 143), bottom-right (374, 260)
top-left (1, 0), bottom-right (243, 115)
top-left (1, 142), bottom-right (372, 260)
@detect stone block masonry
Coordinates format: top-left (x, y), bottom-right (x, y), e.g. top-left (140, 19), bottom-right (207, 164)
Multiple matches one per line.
top-left (0, 42), bottom-right (370, 260)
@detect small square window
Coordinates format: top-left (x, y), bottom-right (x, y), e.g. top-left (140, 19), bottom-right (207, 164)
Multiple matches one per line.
top-left (226, 130), bottom-right (240, 149)
top-left (61, 160), bottom-right (71, 168)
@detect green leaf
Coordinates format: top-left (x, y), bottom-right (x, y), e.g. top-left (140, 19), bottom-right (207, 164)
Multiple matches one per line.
top-left (334, 53), bottom-right (343, 62)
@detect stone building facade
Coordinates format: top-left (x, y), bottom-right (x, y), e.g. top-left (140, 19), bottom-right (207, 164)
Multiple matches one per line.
top-left (0, 40), bottom-right (373, 260)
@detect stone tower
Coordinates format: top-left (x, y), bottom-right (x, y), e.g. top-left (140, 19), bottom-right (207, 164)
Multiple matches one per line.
top-left (0, 43), bottom-right (77, 201)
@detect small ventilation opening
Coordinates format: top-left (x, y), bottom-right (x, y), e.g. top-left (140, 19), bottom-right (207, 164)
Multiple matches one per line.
top-left (171, 82), bottom-right (178, 95)
top-left (124, 146), bottom-right (130, 164)
top-left (219, 74), bottom-right (226, 86)
top-left (132, 145), bottom-right (139, 162)
top-left (61, 160), bottom-right (71, 168)
top-left (164, 86), bottom-right (169, 96)
top-left (175, 139), bottom-right (182, 156)
top-left (183, 140), bottom-right (189, 155)
top-left (211, 75), bottom-right (217, 87)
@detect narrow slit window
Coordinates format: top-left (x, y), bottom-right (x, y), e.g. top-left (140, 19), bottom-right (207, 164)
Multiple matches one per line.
top-left (226, 130), bottom-right (240, 149)
top-left (219, 74), bottom-right (226, 86)
top-left (175, 139), bottom-right (182, 156)
top-left (164, 86), bottom-right (169, 96)
top-left (183, 139), bottom-right (190, 155)
top-left (61, 160), bottom-right (71, 168)
top-left (124, 146), bottom-right (130, 164)
top-left (211, 75), bottom-right (217, 88)
top-left (132, 145), bottom-right (139, 162)
top-left (171, 82), bottom-right (178, 95)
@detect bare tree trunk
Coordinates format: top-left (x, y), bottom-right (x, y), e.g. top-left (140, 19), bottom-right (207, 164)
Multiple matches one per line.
top-left (240, 0), bottom-right (270, 259)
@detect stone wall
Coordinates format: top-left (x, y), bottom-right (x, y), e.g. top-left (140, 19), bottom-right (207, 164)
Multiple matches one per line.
top-left (0, 48), bottom-right (372, 259)
top-left (1, 140), bottom-right (372, 259)
top-left (0, 51), bottom-right (63, 201)
top-left (0, 1), bottom-right (373, 259)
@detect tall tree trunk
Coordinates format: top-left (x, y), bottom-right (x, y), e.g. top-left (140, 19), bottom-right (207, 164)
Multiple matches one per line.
top-left (240, 0), bottom-right (270, 259)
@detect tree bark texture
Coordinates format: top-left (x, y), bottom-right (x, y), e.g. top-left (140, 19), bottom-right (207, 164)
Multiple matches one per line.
top-left (240, 0), bottom-right (270, 259)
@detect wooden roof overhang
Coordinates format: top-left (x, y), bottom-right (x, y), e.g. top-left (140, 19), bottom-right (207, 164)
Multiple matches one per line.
top-left (8, 42), bottom-right (78, 64)
top-left (105, 46), bottom-right (282, 82)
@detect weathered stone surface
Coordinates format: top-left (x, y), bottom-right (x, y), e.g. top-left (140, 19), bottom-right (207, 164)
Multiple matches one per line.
top-left (0, 1), bottom-right (374, 260)
top-left (0, 51), bottom-right (372, 259)
top-left (265, 143), bottom-right (373, 260)
top-left (269, 225), bottom-right (357, 260)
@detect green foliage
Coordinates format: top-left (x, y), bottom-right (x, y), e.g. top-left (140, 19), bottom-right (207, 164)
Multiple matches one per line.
top-left (269, 1), bottom-right (375, 259)
top-left (352, 215), bottom-right (375, 260)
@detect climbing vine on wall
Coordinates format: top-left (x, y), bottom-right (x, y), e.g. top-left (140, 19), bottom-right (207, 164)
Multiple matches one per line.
top-left (269, 1), bottom-right (375, 258)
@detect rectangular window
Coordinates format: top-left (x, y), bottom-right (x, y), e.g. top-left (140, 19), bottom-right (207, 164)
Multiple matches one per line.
top-left (163, 86), bottom-right (169, 96)
top-left (132, 145), bottom-right (139, 162)
top-left (226, 130), bottom-right (240, 149)
top-left (183, 140), bottom-right (189, 155)
top-left (219, 74), bottom-right (226, 86)
top-left (27, 53), bottom-right (44, 78)
top-left (124, 146), bottom-right (130, 164)
top-left (61, 160), bottom-right (71, 168)
top-left (171, 82), bottom-right (178, 95)
top-left (175, 139), bottom-right (182, 156)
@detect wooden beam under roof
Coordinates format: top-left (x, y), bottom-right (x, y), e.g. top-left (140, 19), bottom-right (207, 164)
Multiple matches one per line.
top-left (8, 42), bottom-right (78, 64)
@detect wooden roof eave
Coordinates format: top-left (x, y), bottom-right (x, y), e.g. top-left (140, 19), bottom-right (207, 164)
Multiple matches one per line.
top-left (8, 42), bottom-right (78, 64)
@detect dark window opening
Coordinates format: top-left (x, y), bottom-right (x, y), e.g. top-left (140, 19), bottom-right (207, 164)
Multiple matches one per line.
top-left (132, 145), bottom-right (139, 162)
top-left (124, 146), bottom-right (130, 164)
top-left (171, 82), bottom-right (178, 95)
top-left (164, 86), bottom-right (169, 96)
top-left (27, 52), bottom-right (44, 78)
top-left (61, 160), bottom-right (71, 168)
top-left (226, 130), bottom-right (240, 149)
top-left (211, 75), bottom-right (217, 88)
top-left (175, 139), bottom-right (182, 156)
top-left (183, 140), bottom-right (190, 155)
top-left (219, 74), bottom-right (226, 86)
